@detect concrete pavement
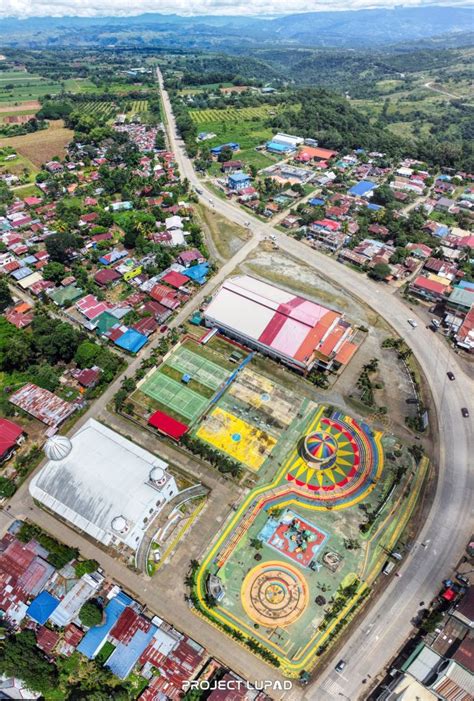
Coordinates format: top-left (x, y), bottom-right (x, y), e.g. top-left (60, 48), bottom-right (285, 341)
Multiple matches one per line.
top-left (158, 69), bottom-right (473, 699)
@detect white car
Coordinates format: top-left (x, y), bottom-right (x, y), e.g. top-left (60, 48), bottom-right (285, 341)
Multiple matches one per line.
top-left (408, 319), bottom-right (417, 328)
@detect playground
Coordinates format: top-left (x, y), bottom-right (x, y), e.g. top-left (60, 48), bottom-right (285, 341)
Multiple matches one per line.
top-left (196, 407), bottom-right (278, 471)
top-left (194, 404), bottom-right (428, 676)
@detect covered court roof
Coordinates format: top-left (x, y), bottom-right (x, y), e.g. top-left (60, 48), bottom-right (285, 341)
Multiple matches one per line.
top-left (148, 410), bottom-right (188, 440)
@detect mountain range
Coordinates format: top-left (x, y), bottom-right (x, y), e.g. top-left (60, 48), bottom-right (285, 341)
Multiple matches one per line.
top-left (0, 7), bottom-right (473, 49)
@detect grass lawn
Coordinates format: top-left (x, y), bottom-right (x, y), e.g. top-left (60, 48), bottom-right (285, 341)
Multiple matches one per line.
top-left (95, 640), bottom-right (115, 664)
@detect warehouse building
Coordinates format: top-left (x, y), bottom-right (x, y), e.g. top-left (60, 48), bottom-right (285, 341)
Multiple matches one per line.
top-left (29, 420), bottom-right (178, 552)
top-left (203, 275), bottom-right (357, 373)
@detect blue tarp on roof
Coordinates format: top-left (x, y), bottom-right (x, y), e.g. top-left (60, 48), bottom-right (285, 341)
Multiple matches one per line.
top-left (349, 180), bottom-right (377, 197)
top-left (309, 198), bottom-right (325, 206)
top-left (114, 328), bottom-right (148, 354)
top-left (367, 203), bottom-right (383, 211)
top-left (183, 262), bottom-right (209, 285)
top-left (77, 592), bottom-right (133, 659)
top-left (26, 591), bottom-right (60, 625)
top-left (106, 624), bottom-right (157, 679)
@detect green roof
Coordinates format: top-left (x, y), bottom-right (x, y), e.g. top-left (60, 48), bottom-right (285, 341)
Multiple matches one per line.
top-left (95, 311), bottom-right (119, 335)
top-left (49, 284), bottom-right (84, 307)
top-left (448, 286), bottom-right (474, 311)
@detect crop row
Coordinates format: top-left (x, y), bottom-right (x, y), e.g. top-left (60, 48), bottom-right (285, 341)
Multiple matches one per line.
top-left (190, 106), bottom-right (272, 124)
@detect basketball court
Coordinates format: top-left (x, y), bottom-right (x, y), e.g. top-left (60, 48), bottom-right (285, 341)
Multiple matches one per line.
top-left (196, 406), bottom-right (277, 471)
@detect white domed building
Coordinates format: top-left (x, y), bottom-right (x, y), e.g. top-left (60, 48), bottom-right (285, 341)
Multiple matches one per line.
top-left (30, 419), bottom-right (178, 552)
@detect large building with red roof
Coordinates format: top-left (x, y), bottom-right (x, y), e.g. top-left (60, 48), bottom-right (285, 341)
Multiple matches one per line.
top-left (203, 275), bottom-right (357, 372)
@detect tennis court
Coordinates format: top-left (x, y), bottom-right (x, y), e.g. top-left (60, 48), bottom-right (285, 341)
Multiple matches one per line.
top-left (166, 346), bottom-right (231, 390)
top-left (141, 371), bottom-right (209, 421)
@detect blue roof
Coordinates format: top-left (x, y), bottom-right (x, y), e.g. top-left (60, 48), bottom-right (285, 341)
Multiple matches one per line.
top-left (458, 280), bottom-right (474, 291)
top-left (77, 592), bottom-right (133, 659)
top-left (433, 224), bottom-right (449, 237)
top-left (106, 623), bottom-right (157, 679)
top-left (114, 328), bottom-right (148, 353)
top-left (210, 142), bottom-right (239, 154)
top-left (367, 203), bottom-right (383, 211)
top-left (228, 172), bottom-right (250, 183)
top-left (309, 198), bottom-right (325, 206)
top-left (183, 262), bottom-right (209, 285)
top-left (266, 141), bottom-right (293, 152)
top-left (349, 180), bottom-right (377, 197)
top-left (11, 266), bottom-right (33, 280)
top-left (26, 591), bottom-right (60, 625)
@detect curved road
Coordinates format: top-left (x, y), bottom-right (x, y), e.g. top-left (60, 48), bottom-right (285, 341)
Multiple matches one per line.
top-left (159, 70), bottom-right (474, 699)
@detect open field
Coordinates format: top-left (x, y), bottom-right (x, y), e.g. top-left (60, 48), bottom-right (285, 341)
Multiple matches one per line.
top-left (0, 70), bottom-right (62, 103)
top-left (0, 100), bottom-right (40, 114)
top-left (199, 118), bottom-right (276, 171)
top-left (0, 121), bottom-right (73, 167)
top-left (195, 203), bottom-right (250, 259)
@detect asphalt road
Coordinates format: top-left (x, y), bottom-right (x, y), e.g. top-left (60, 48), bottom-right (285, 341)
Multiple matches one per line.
top-left (159, 70), bottom-right (474, 699)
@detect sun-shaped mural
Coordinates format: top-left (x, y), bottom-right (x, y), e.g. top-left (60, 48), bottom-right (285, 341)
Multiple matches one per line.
top-left (287, 414), bottom-right (381, 498)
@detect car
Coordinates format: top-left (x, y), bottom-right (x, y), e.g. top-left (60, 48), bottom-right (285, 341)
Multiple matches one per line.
top-left (447, 372), bottom-right (455, 381)
top-left (160, 325), bottom-right (168, 333)
top-left (461, 407), bottom-right (470, 418)
top-left (407, 319), bottom-right (417, 328)
top-left (335, 660), bottom-right (346, 673)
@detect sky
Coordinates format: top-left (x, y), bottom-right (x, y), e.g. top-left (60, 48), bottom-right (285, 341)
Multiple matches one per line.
top-left (0, 0), bottom-right (471, 19)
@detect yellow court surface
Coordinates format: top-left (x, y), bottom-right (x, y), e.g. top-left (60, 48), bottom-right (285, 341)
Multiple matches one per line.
top-left (196, 407), bottom-right (277, 471)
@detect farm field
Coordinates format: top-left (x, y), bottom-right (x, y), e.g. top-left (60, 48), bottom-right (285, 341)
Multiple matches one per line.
top-left (190, 105), bottom-right (277, 124)
top-left (77, 101), bottom-right (117, 119)
top-left (0, 70), bottom-right (62, 103)
top-left (127, 100), bottom-right (149, 117)
top-left (0, 121), bottom-right (74, 167)
top-left (0, 147), bottom-right (38, 181)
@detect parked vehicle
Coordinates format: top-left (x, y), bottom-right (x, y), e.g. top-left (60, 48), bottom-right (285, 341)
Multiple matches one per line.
top-left (461, 407), bottom-right (469, 418)
top-left (335, 660), bottom-right (346, 673)
top-left (447, 372), bottom-right (455, 381)
top-left (408, 319), bottom-right (417, 328)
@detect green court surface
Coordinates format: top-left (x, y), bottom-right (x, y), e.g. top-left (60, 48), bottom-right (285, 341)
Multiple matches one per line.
top-left (141, 371), bottom-right (208, 421)
top-left (166, 346), bottom-right (231, 390)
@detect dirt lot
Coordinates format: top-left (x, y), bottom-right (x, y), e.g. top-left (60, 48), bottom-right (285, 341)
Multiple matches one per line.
top-left (0, 100), bottom-right (40, 113)
top-left (195, 203), bottom-right (250, 260)
top-left (0, 120), bottom-right (73, 167)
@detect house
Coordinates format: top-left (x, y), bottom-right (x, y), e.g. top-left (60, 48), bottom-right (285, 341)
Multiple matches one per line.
top-left (221, 160), bottom-right (243, 173)
top-left (297, 146), bottom-right (337, 161)
top-left (0, 418), bottom-right (25, 463)
top-left (281, 215), bottom-right (300, 229)
top-left (348, 180), bottom-right (377, 198)
top-left (161, 271), bottom-right (189, 289)
top-left (455, 305), bottom-right (474, 352)
top-left (409, 276), bottom-right (449, 302)
top-left (406, 243), bottom-right (433, 259)
top-left (228, 172), bottom-right (251, 192)
top-left (94, 269), bottom-right (122, 287)
top-left (435, 197), bottom-right (456, 213)
top-left (9, 383), bottom-right (78, 427)
top-left (177, 249), bottom-right (206, 267)
top-left (71, 367), bottom-right (101, 388)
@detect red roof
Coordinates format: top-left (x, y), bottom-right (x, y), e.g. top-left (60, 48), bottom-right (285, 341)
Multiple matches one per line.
top-left (36, 626), bottom-right (59, 654)
top-left (412, 276), bottom-right (447, 295)
top-left (94, 268), bottom-right (121, 286)
top-left (148, 411), bottom-right (188, 440)
top-left (161, 271), bottom-right (189, 288)
top-left (63, 623), bottom-right (84, 647)
top-left (0, 418), bottom-right (23, 456)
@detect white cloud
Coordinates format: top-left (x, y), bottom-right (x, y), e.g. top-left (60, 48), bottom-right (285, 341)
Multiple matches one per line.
top-left (0, 0), bottom-right (472, 19)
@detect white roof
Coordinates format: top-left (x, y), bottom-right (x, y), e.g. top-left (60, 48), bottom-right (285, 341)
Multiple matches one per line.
top-left (30, 419), bottom-right (177, 551)
top-left (165, 215), bottom-right (183, 230)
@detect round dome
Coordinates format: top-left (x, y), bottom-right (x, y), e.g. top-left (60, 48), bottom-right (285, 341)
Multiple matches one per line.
top-left (44, 435), bottom-right (73, 461)
top-left (150, 466), bottom-right (165, 484)
top-left (111, 516), bottom-right (128, 533)
top-left (303, 431), bottom-right (338, 467)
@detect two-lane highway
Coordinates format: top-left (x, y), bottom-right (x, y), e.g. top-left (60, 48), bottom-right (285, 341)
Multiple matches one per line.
top-left (158, 69), bottom-right (474, 699)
